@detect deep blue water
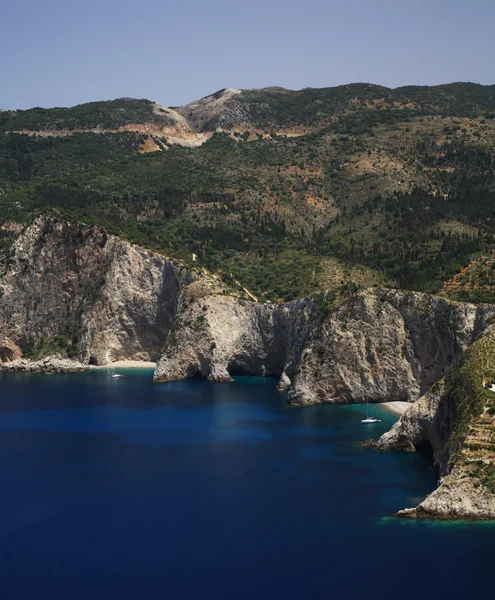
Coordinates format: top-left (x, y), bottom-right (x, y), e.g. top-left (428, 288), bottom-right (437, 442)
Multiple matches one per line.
top-left (0, 370), bottom-right (493, 599)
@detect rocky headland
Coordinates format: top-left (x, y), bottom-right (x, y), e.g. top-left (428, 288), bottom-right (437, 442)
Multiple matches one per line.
top-left (0, 356), bottom-right (87, 373)
top-left (376, 328), bottom-right (495, 520)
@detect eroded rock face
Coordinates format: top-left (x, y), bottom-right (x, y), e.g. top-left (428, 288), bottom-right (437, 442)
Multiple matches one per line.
top-left (154, 287), bottom-right (495, 409)
top-left (377, 328), bottom-right (495, 520)
top-left (288, 289), bottom-right (495, 405)
top-left (377, 380), bottom-right (448, 464)
top-left (153, 282), bottom-right (321, 382)
top-left (0, 218), bottom-right (193, 364)
top-left (0, 356), bottom-right (87, 373)
top-left (276, 372), bottom-right (292, 392)
top-left (397, 468), bottom-right (495, 521)
top-left (1, 221), bottom-right (494, 521)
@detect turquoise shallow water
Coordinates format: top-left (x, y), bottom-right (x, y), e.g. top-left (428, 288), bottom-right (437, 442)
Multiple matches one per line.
top-left (0, 370), bottom-right (493, 599)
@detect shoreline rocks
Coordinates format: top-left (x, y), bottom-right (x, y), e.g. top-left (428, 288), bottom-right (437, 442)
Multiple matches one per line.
top-left (0, 356), bottom-right (87, 373)
top-left (1, 217), bottom-right (494, 521)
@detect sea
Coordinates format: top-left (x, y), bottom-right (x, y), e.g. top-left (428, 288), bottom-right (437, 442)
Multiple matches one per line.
top-left (0, 370), bottom-right (493, 599)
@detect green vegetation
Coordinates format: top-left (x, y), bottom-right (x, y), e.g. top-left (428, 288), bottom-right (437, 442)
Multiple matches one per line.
top-left (0, 98), bottom-right (168, 132)
top-left (1, 84), bottom-right (495, 302)
top-left (443, 332), bottom-right (495, 493)
top-left (203, 83), bottom-right (495, 130)
top-left (22, 336), bottom-right (78, 360)
top-left (443, 251), bottom-right (495, 304)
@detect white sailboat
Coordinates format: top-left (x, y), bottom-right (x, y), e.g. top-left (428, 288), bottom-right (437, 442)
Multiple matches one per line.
top-left (111, 368), bottom-right (123, 379)
top-left (361, 397), bottom-right (380, 423)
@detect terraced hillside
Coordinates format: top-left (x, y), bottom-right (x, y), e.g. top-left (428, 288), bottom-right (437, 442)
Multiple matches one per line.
top-left (1, 82), bottom-right (494, 301)
top-left (441, 251), bottom-right (495, 303)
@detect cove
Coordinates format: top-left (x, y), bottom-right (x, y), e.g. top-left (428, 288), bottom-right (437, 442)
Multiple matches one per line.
top-left (0, 371), bottom-right (493, 599)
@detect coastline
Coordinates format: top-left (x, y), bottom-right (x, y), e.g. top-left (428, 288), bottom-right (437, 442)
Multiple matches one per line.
top-left (90, 360), bottom-right (156, 369)
top-left (378, 401), bottom-right (411, 415)
top-left (0, 358), bottom-right (156, 374)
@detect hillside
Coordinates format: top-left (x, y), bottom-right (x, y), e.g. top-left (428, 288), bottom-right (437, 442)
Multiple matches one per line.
top-left (1, 82), bottom-right (494, 301)
top-left (440, 250), bottom-right (495, 303)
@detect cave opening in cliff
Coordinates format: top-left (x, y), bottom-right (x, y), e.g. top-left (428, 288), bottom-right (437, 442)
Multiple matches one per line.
top-left (0, 347), bottom-right (16, 363)
top-left (88, 356), bottom-right (99, 366)
top-left (415, 439), bottom-right (435, 462)
top-left (227, 360), bottom-right (280, 378)
top-left (228, 365), bottom-right (253, 376)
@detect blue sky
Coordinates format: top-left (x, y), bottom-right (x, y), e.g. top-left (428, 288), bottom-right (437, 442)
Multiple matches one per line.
top-left (2, 0), bottom-right (494, 110)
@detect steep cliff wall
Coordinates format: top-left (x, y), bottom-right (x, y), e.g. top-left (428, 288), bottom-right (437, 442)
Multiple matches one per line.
top-left (377, 329), bottom-right (495, 520)
top-left (155, 284), bottom-right (495, 407)
top-left (153, 280), bottom-right (321, 384)
top-left (1, 220), bottom-right (494, 519)
top-left (0, 218), bottom-right (193, 364)
top-left (289, 290), bottom-right (495, 405)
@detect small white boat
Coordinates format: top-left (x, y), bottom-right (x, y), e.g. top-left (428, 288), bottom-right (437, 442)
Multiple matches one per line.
top-left (361, 398), bottom-right (381, 423)
top-left (111, 369), bottom-right (123, 379)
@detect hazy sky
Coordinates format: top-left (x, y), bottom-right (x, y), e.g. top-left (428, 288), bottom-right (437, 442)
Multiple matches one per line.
top-left (2, 0), bottom-right (494, 110)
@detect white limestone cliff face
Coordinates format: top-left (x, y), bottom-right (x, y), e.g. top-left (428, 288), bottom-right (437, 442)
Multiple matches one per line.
top-left (288, 289), bottom-right (495, 406)
top-left (397, 468), bottom-right (495, 520)
top-left (155, 284), bottom-right (495, 407)
top-left (0, 218), bottom-right (193, 365)
top-left (1, 219), bottom-right (494, 520)
top-left (153, 281), bottom-right (321, 383)
top-left (4, 223), bottom-right (492, 413)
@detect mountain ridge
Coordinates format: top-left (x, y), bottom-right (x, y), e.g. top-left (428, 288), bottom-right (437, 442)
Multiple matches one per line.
top-left (2, 81), bottom-right (495, 135)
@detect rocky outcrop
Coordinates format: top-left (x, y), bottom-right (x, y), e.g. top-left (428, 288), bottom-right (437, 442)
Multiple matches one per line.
top-left (377, 380), bottom-right (450, 462)
top-left (396, 467), bottom-right (495, 521)
top-left (0, 356), bottom-right (87, 373)
top-left (377, 329), bottom-right (495, 520)
top-left (276, 372), bottom-right (292, 392)
top-left (0, 218), bottom-right (193, 365)
top-left (288, 289), bottom-right (495, 405)
top-left (154, 287), bottom-right (495, 410)
top-left (153, 281), bottom-right (321, 383)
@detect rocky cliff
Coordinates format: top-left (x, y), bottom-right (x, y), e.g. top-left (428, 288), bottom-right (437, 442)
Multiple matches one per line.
top-left (1, 219), bottom-right (494, 519)
top-left (155, 286), bottom-right (495, 408)
top-left (0, 218), bottom-right (193, 365)
top-left (2, 222), bottom-right (493, 410)
top-left (377, 329), bottom-right (495, 520)
top-left (153, 280), bottom-right (321, 384)
top-left (289, 290), bottom-right (495, 405)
